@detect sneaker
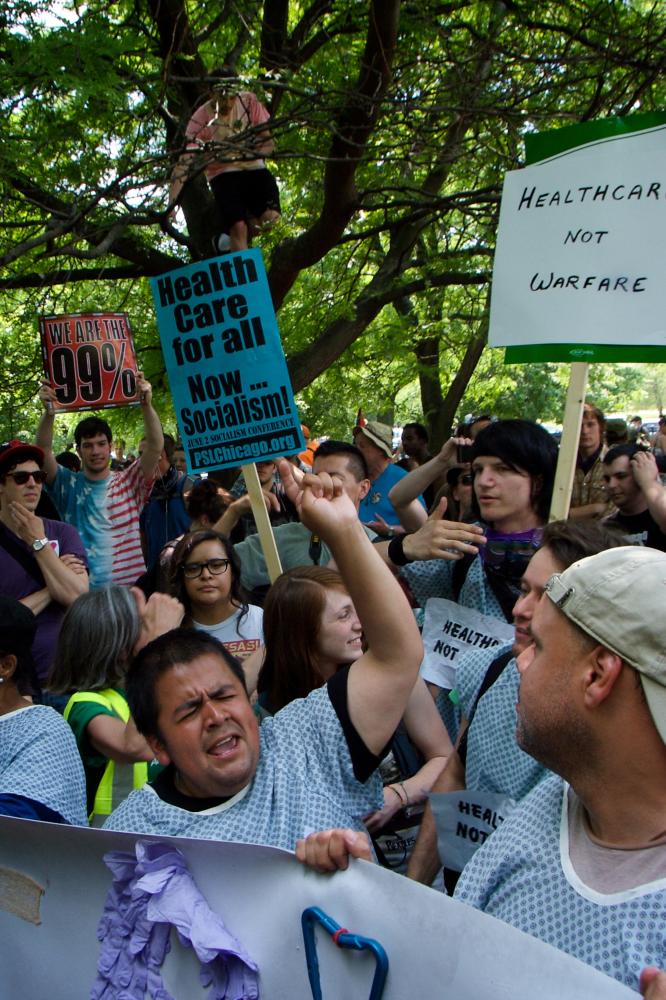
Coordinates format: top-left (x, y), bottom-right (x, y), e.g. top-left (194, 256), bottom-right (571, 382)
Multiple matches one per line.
top-left (214, 233), bottom-right (231, 253)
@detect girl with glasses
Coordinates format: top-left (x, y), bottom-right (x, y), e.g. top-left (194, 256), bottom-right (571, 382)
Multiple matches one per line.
top-left (170, 529), bottom-right (263, 662)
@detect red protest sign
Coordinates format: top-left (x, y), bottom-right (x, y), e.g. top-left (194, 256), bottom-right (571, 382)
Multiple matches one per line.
top-left (40, 313), bottom-right (139, 412)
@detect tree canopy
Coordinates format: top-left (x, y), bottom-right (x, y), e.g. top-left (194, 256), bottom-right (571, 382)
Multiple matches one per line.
top-left (1, 0), bottom-right (664, 444)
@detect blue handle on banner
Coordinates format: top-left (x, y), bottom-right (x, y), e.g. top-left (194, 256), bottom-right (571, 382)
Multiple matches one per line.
top-left (301, 905), bottom-right (389, 1000)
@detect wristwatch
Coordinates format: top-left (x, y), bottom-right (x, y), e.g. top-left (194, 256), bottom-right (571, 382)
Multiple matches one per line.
top-left (32, 537), bottom-right (49, 552)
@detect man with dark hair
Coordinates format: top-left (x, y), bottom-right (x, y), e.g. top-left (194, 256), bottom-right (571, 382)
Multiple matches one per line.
top-left (407, 519), bottom-right (628, 890)
top-left (103, 460), bottom-right (423, 848)
top-left (36, 373), bottom-right (164, 588)
top-left (399, 423), bottom-right (435, 508)
top-left (400, 423), bottom-right (430, 465)
top-left (602, 444), bottom-right (666, 550)
top-left (569, 402), bottom-right (613, 520)
top-left (386, 419), bottom-right (558, 616)
top-left (454, 545), bottom-right (666, 990)
top-left (217, 441), bottom-right (373, 593)
top-left (0, 439), bottom-right (88, 687)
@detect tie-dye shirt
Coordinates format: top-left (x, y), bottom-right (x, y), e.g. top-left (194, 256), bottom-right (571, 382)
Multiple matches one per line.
top-left (48, 460), bottom-right (152, 589)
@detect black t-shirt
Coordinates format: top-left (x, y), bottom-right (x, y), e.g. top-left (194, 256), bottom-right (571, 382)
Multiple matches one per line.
top-left (151, 665), bottom-right (383, 811)
top-left (609, 508), bottom-right (666, 552)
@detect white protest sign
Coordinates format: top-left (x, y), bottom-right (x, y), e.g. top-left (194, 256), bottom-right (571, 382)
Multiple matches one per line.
top-left (431, 790), bottom-right (516, 873)
top-left (0, 817), bottom-right (634, 999)
top-left (420, 597), bottom-right (514, 689)
top-left (489, 126), bottom-right (666, 349)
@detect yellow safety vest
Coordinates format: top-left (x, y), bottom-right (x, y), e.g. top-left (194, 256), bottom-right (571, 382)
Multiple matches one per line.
top-left (64, 688), bottom-right (148, 827)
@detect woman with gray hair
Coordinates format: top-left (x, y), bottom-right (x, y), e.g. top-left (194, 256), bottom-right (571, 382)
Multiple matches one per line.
top-left (48, 586), bottom-right (183, 825)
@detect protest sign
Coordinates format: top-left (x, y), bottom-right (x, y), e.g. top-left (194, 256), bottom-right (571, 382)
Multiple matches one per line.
top-left (487, 112), bottom-right (666, 520)
top-left (489, 113), bottom-right (666, 363)
top-left (0, 816), bottom-right (635, 999)
top-left (40, 312), bottom-right (139, 412)
top-left (431, 790), bottom-right (516, 873)
top-left (150, 250), bottom-right (305, 474)
top-left (420, 598), bottom-right (514, 689)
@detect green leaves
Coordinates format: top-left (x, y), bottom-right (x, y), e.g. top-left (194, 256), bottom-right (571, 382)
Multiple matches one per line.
top-left (0, 0), bottom-right (664, 444)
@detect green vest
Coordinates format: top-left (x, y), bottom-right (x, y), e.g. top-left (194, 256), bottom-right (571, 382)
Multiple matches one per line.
top-left (64, 688), bottom-right (148, 826)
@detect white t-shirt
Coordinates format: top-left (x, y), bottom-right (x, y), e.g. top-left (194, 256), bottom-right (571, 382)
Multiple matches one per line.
top-left (193, 604), bottom-right (263, 661)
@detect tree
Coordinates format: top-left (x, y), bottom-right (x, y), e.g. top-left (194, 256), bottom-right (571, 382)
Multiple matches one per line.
top-left (0, 0), bottom-right (664, 443)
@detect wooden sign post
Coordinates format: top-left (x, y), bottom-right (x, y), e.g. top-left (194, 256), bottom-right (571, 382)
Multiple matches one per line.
top-left (549, 362), bottom-right (589, 521)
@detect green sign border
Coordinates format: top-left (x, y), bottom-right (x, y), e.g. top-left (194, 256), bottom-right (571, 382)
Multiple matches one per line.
top-left (524, 111), bottom-right (666, 167)
top-left (504, 111), bottom-right (666, 365)
top-left (505, 344), bottom-right (666, 364)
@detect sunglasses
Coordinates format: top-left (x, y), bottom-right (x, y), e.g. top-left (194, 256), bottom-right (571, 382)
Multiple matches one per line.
top-left (481, 537), bottom-right (541, 582)
top-left (182, 557), bottom-right (230, 580)
top-left (5, 470), bottom-right (48, 485)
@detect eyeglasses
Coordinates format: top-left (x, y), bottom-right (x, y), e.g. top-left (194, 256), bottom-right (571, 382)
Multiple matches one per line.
top-left (4, 470), bottom-right (48, 485)
top-left (459, 474), bottom-right (473, 486)
top-left (182, 558), bottom-right (230, 579)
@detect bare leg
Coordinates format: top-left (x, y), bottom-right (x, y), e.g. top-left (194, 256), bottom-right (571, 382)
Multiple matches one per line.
top-left (257, 209), bottom-right (280, 229)
top-left (229, 220), bottom-right (249, 252)
top-left (248, 209), bottom-right (281, 240)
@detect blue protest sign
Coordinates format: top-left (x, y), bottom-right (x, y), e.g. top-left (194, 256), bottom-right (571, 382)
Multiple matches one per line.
top-left (151, 250), bottom-right (305, 473)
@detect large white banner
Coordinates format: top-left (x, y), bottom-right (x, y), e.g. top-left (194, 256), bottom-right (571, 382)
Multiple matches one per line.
top-left (489, 124), bottom-right (666, 348)
top-left (0, 816), bottom-right (634, 998)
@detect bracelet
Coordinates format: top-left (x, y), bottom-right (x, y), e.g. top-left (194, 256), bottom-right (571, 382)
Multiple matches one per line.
top-left (387, 783), bottom-right (407, 807)
top-left (387, 534), bottom-right (412, 567)
top-left (397, 781), bottom-right (409, 807)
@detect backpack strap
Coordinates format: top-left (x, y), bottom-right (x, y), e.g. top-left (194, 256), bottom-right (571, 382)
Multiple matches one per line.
top-left (451, 551), bottom-right (476, 601)
top-left (457, 648), bottom-right (515, 767)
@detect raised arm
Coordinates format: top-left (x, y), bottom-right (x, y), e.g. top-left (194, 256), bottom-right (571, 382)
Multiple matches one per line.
top-left (632, 451), bottom-right (666, 532)
top-left (136, 372), bottom-right (164, 483)
top-left (389, 437), bottom-right (470, 512)
top-left (278, 459), bottom-right (423, 755)
top-left (168, 150), bottom-right (197, 211)
top-left (35, 382), bottom-right (60, 484)
top-left (389, 498), bottom-right (428, 533)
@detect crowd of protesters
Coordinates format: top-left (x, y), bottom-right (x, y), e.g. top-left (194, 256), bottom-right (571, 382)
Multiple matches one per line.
top-left (2, 385), bottom-right (666, 996)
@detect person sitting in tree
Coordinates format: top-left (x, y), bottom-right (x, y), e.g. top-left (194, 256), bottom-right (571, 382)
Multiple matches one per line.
top-left (169, 66), bottom-right (281, 253)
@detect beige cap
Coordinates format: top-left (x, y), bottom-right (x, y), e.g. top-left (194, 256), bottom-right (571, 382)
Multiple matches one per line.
top-left (353, 421), bottom-right (393, 459)
top-left (544, 545), bottom-right (666, 743)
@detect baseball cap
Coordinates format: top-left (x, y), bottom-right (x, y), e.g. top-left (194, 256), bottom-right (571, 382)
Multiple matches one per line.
top-left (0, 440), bottom-right (44, 477)
top-left (544, 546), bottom-right (666, 742)
top-left (353, 421), bottom-right (393, 459)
